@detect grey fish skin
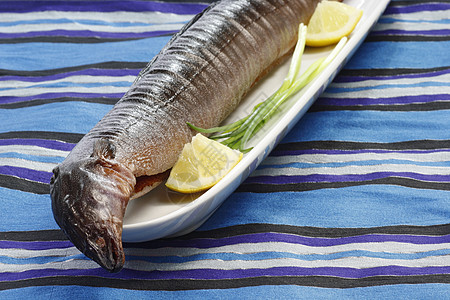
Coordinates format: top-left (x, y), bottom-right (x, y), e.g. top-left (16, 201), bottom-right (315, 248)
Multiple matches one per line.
top-left (50, 0), bottom-right (320, 272)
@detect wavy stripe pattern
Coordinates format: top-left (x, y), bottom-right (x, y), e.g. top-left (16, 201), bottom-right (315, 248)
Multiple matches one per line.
top-left (1, 224), bottom-right (449, 291)
top-left (0, 0), bottom-right (449, 298)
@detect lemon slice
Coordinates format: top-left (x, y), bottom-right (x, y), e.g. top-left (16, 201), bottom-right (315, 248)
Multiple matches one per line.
top-left (166, 133), bottom-right (243, 193)
top-left (306, 0), bottom-right (363, 47)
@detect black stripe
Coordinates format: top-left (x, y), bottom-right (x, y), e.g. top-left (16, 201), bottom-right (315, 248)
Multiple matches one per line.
top-left (146, 223), bottom-right (450, 241)
top-left (0, 274), bottom-right (448, 291)
top-left (310, 102), bottom-right (450, 112)
top-left (0, 131), bottom-right (83, 143)
top-left (0, 61), bottom-right (147, 77)
top-left (338, 66), bottom-right (450, 77)
top-left (237, 177), bottom-right (450, 193)
top-left (0, 97), bottom-right (120, 109)
top-left (366, 35), bottom-right (450, 42)
top-left (3, 223), bottom-right (448, 242)
top-left (273, 139), bottom-right (450, 152)
top-left (0, 229), bottom-right (66, 241)
top-left (0, 174), bottom-right (50, 195)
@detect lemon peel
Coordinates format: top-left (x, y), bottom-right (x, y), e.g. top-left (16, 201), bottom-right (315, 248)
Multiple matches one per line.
top-left (165, 133), bottom-right (243, 193)
top-left (306, 0), bottom-right (363, 47)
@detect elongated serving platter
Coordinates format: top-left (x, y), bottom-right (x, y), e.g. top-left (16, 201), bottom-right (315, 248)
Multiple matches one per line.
top-left (122, 0), bottom-right (391, 242)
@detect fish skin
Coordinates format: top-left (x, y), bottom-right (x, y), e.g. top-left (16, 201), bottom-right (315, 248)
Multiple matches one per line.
top-left (50, 0), bottom-right (320, 272)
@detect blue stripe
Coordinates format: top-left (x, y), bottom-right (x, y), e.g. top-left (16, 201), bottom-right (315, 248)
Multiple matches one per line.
top-left (0, 102), bottom-right (112, 134)
top-left (1, 283), bottom-right (448, 299)
top-left (284, 110), bottom-right (450, 143)
top-left (326, 81), bottom-right (450, 93)
top-left (378, 18), bottom-right (450, 24)
top-left (346, 41), bottom-right (450, 69)
top-left (0, 254), bottom-right (86, 265)
top-left (3, 184), bottom-right (449, 232)
top-left (0, 188), bottom-right (59, 231)
top-left (0, 37), bottom-right (171, 71)
top-left (3, 249), bottom-right (449, 266)
top-left (259, 159), bottom-right (450, 170)
top-left (0, 152), bottom-right (64, 164)
top-left (200, 185), bottom-right (450, 230)
top-left (0, 81), bottom-right (132, 92)
top-left (126, 249), bottom-right (450, 264)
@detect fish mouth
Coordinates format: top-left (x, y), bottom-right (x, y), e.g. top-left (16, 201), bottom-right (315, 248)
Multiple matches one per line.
top-left (130, 170), bottom-right (170, 200)
top-left (50, 142), bottom-right (136, 272)
top-left (65, 210), bottom-right (126, 273)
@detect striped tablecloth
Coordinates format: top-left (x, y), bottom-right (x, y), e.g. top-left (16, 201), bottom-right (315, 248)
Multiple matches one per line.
top-left (1, 0), bottom-right (449, 298)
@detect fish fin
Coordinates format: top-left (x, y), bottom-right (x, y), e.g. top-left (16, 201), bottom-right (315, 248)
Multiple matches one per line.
top-left (134, 1), bottom-right (219, 83)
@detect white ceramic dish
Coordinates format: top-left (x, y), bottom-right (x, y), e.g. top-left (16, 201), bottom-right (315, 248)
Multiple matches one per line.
top-left (122, 0), bottom-right (391, 242)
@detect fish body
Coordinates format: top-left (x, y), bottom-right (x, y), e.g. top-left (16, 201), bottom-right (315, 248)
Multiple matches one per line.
top-left (50, 0), bottom-right (320, 272)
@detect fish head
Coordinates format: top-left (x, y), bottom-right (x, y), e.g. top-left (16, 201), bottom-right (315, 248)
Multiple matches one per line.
top-left (50, 138), bottom-right (136, 273)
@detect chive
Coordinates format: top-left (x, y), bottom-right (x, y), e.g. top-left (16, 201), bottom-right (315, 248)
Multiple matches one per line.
top-left (188, 24), bottom-right (347, 152)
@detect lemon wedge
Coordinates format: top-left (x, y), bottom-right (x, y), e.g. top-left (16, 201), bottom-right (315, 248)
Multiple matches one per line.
top-left (166, 133), bottom-right (243, 193)
top-left (306, 0), bottom-right (363, 47)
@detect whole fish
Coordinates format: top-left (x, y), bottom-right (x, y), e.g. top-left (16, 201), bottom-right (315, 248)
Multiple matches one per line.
top-left (50, 0), bottom-right (320, 272)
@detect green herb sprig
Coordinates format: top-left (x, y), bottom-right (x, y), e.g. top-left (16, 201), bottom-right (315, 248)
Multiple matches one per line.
top-left (188, 24), bottom-right (347, 152)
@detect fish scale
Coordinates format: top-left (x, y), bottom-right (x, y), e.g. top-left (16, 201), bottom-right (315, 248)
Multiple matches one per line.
top-left (50, 0), bottom-right (320, 272)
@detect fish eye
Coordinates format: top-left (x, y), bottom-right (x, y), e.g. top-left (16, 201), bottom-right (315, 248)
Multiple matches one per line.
top-left (52, 166), bottom-right (60, 177)
top-left (50, 167), bottom-right (60, 184)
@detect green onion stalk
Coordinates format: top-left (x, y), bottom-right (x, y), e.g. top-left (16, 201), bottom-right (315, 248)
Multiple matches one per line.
top-left (188, 23), bottom-right (347, 152)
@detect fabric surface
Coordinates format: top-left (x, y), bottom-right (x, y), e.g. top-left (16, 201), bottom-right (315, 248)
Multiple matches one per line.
top-left (1, 0), bottom-right (449, 298)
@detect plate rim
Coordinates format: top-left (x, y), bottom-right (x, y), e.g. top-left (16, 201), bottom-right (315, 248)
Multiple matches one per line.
top-left (122, 0), bottom-right (391, 240)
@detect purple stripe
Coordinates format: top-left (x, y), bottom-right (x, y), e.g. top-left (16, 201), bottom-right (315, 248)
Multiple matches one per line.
top-left (0, 240), bottom-right (73, 250)
top-left (0, 29), bottom-right (178, 39)
top-left (385, 3), bottom-right (450, 14)
top-left (0, 1), bottom-right (208, 14)
top-left (334, 68), bottom-right (450, 83)
top-left (245, 173), bottom-right (450, 185)
top-left (1, 266), bottom-right (449, 281)
top-left (316, 94), bottom-right (450, 106)
top-left (372, 29), bottom-right (450, 36)
top-left (0, 139), bottom-right (75, 151)
top-left (0, 165), bottom-right (51, 184)
top-left (3, 233), bottom-right (448, 251)
top-left (0, 69), bottom-right (140, 83)
top-left (0, 92), bottom-right (123, 104)
top-left (134, 233), bottom-right (450, 249)
top-left (270, 148), bottom-right (450, 156)
top-left (3, 232), bottom-right (448, 251)
top-left (120, 266), bottom-right (450, 280)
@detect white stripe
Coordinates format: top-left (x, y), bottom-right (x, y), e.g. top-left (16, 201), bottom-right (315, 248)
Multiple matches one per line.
top-left (11, 85), bottom-right (448, 99)
top-left (0, 75), bottom-right (136, 89)
top-left (0, 11), bottom-right (195, 24)
top-left (321, 86), bottom-right (450, 99)
top-left (373, 21), bottom-right (450, 32)
top-left (251, 164), bottom-right (450, 177)
top-left (330, 72), bottom-right (450, 89)
top-left (0, 145), bottom-right (69, 158)
top-left (128, 255), bottom-right (450, 272)
top-left (3, 242), bottom-right (450, 259)
top-left (0, 157), bottom-right (57, 172)
top-left (2, 254), bottom-right (449, 273)
top-left (0, 247), bottom-right (80, 259)
top-left (262, 152), bottom-right (450, 166)
top-left (0, 22), bottom-right (184, 34)
top-left (127, 242), bottom-right (450, 257)
top-left (381, 10), bottom-right (450, 21)
top-left (0, 86), bottom-right (129, 97)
